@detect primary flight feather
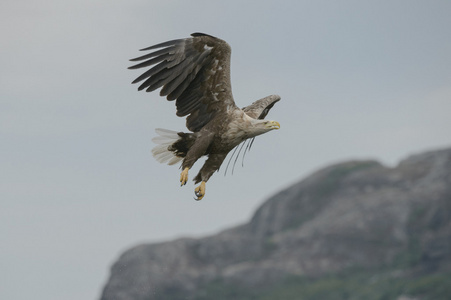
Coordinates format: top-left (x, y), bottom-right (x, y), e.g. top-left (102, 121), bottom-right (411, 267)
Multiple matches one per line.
top-left (129, 33), bottom-right (280, 200)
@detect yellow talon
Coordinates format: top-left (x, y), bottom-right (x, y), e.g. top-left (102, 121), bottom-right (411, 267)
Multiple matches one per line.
top-left (194, 181), bottom-right (206, 201)
top-left (180, 167), bottom-right (189, 186)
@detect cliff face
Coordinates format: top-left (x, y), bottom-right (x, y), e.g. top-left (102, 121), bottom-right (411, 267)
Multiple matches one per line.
top-left (100, 148), bottom-right (451, 300)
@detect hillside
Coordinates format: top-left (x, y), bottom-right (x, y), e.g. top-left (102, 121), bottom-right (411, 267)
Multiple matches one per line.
top-left (100, 148), bottom-right (451, 300)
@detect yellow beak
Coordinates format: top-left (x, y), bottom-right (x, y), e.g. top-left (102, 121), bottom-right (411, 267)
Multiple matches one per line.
top-left (267, 120), bottom-right (280, 130)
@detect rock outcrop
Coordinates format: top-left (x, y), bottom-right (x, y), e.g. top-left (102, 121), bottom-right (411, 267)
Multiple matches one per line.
top-left (100, 148), bottom-right (451, 300)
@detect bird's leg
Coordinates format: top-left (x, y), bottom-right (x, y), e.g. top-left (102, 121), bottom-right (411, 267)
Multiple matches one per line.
top-left (180, 167), bottom-right (189, 186)
top-left (194, 181), bottom-right (206, 201)
top-left (179, 132), bottom-right (214, 188)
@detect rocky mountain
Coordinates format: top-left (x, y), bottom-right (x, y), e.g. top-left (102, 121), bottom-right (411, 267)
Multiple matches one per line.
top-left (100, 148), bottom-right (451, 300)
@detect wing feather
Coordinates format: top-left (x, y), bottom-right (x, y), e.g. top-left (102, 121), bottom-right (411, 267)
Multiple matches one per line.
top-left (129, 53), bottom-right (171, 70)
top-left (141, 58), bottom-right (193, 92)
top-left (129, 47), bottom-right (173, 63)
top-left (242, 95), bottom-right (280, 119)
top-left (139, 39), bottom-right (185, 51)
top-left (166, 70), bottom-right (198, 100)
top-left (129, 33), bottom-right (236, 132)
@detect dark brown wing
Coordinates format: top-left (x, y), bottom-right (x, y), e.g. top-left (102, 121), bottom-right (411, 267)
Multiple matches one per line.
top-left (242, 94), bottom-right (280, 119)
top-left (129, 33), bottom-right (236, 132)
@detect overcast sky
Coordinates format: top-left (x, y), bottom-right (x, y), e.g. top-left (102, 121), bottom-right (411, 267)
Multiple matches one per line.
top-left (2, 1), bottom-right (451, 299)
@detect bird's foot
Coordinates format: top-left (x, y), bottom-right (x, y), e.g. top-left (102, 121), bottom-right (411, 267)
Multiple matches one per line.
top-left (194, 181), bottom-right (206, 201)
top-left (180, 167), bottom-right (189, 186)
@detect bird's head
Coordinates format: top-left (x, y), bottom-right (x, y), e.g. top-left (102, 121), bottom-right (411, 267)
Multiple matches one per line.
top-left (248, 119), bottom-right (280, 137)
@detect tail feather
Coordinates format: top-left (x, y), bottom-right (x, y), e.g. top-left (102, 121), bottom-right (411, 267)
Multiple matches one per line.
top-left (151, 128), bottom-right (195, 166)
top-left (154, 128), bottom-right (180, 137)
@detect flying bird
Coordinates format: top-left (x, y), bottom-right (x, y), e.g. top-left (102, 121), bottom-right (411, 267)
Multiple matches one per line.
top-left (129, 33), bottom-right (280, 200)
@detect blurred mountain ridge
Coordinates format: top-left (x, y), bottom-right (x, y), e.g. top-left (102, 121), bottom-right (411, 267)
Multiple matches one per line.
top-left (100, 147), bottom-right (451, 300)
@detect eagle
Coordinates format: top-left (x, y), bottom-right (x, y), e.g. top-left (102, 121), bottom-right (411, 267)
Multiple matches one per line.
top-left (129, 33), bottom-right (280, 200)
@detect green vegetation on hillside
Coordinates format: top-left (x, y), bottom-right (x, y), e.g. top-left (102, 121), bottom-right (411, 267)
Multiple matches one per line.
top-left (191, 270), bottom-right (451, 300)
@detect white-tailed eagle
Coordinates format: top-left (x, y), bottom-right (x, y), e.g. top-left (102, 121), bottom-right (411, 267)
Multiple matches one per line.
top-left (129, 33), bottom-right (280, 200)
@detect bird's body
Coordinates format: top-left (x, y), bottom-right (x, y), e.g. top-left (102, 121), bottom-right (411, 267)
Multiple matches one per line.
top-left (129, 33), bottom-right (280, 200)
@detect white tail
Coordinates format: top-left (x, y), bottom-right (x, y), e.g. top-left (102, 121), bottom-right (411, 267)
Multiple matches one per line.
top-left (151, 128), bottom-right (184, 166)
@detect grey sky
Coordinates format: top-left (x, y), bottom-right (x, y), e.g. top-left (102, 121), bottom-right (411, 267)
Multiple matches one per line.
top-left (1, 1), bottom-right (451, 299)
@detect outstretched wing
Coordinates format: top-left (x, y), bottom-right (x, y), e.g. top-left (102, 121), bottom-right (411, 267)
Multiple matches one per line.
top-left (129, 33), bottom-right (236, 132)
top-left (242, 94), bottom-right (280, 119)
